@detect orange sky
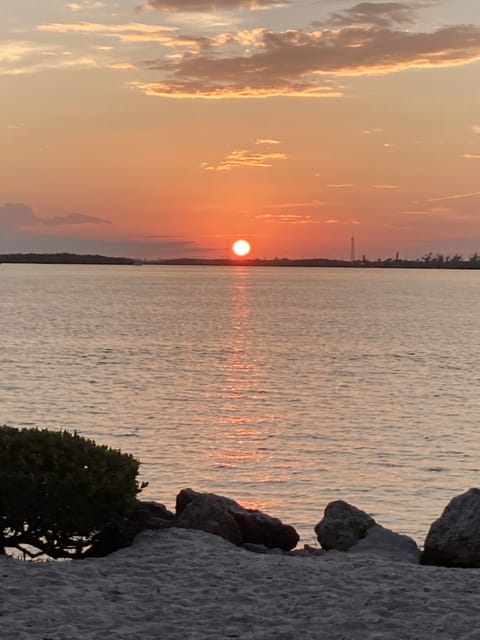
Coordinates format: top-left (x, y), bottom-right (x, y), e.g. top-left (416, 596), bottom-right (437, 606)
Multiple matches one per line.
top-left (1, 1), bottom-right (480, 259)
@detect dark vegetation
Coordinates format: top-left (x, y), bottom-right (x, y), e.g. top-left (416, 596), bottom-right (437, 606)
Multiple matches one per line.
top-left (2, 252), bottom-right (480, 268)
top-left (0, 426), bottom-right (144, 560)
top-left (0, 253), bottom-right (136, 265)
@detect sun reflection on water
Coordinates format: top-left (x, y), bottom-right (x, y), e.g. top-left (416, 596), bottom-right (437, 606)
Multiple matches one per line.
top-left (210, 268), bottom-right (277, 490)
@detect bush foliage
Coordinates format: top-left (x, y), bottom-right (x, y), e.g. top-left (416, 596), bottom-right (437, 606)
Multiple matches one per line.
top-left (0, 426), bottom-right (143, 559)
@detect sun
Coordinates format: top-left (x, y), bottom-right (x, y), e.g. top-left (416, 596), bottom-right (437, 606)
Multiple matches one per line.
top-left (232, 239), bottom-right (251, 257)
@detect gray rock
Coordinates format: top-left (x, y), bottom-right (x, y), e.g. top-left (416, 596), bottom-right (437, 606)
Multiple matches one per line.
top-left (315, 500), bottom-right (376, 551)
top-left (234, 509), bottom-right (299, 550)
top-left (176, 492), bottom-right (243, 546)
top-left (422, 488), bottom-right (480, 567)
top-left (350, 524), bottom-right (420, 563)
top-left (176, 488), bottom-right (299, 550)
top-left (85, 500), bottom-right (176, 557)
top-left (130, 501), bottom-right (176, 530)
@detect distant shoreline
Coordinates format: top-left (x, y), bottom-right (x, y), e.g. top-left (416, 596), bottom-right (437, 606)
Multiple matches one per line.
top-left (2, 252), bottom-right (480, 269)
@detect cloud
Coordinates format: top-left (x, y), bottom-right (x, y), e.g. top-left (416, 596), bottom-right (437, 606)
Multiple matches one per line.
top-left (464, 153), bottom-right (480, 159)
top-left (0, 40), bottom-right (97, 75)
top-left (372, 183), bottom-right (400, 188)
top-left (256, 213), bottom-right (320, 224)
top-left (66, 1), bottom-right (107, 11)
top-left (0, 208), bottom-right (220, 258)
top-left (0, 203), bottom-right (110, 232)
top-left (38, 22), bottom-right (216, 54)
top-left (398, 206), bottom-right (469, 222)
top-left (321, 2), bottom-right (423, 28)
top-left (202, 141), bottom-right (287, 170)
top-left (135, 0), bottom-right (286, 13)
top-left (255, 138), bottom-right (280, 145)
top-left (40, 213), bottom-right (111, 226)
top-left (0, 203), bottom-right (37, 230)
top-left (327, 183), bottom-right (356, 188)
top-left (324, 218), bottom-right (360, 225)
top-left (473, 125), bottom-right (480, 134)
top-left (39, 22), bottom-right (178, 42)
top-left (266, 199), bottom-right (325, 208)
top-left (133, 22), bottom-right (480, 98)
top-left (418, 191), bottom-right (480, 203)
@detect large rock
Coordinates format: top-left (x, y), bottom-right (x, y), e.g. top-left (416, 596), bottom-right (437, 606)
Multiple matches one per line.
top-left (314, 500), bottom-right (419, 562)
top-left (128, 501), bottom-right (176, 530)
top-left (350, 525), bottom-right (420, 563)
top-left (315, 500), bottom-right (376, 551)
top-left (176, 488), bottom-right (299, 550)
top-left (175, 491), bottom-right (243, 546)
top-left (422, 488), bottom-right (480, 567)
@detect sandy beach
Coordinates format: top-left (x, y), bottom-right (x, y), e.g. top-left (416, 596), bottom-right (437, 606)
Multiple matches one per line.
top-left (3, 527), bottom-right (480, 640)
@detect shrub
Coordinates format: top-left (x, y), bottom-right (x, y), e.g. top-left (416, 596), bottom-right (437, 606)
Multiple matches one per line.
top-left (0, 426), bottom-right (144, 559)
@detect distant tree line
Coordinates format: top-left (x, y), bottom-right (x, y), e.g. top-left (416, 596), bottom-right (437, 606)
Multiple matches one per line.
top-left (0, 253), bottom-right (136, 265)
top-left (363, 252), bottom-right (480, 269)
top-left (2, 252), bottom-right (480, 268)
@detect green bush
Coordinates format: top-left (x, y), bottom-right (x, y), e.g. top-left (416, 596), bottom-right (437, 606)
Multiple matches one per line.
top-left (0, 426), bottom-right (144, 559)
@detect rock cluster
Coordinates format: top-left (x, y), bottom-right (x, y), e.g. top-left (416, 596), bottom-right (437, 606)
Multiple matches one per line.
top-left (88, 486), bottom-right (480, 568)
top-left (314, 500), bottom-right (420, 563)
top-left (175, 488), bottom-right (299, 550)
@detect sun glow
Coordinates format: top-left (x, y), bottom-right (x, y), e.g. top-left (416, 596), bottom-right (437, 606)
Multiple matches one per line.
top-left (232, 239), bottom-right (251, 257)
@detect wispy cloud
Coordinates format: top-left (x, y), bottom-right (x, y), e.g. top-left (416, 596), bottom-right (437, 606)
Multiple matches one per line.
top-left (321, 2), bottom-right (424, 28)
top-left (255, 138), bottom-right (280, 145)
top-left (464, 153), bottom-right (480, 159)
top-left (135, 0), bottom-right (286, 12)
top-left (256, 213), bottom-right (320, 224)
top-left (473, 125), bottom-right (480, 134)
top-left (0, 40), bottom-right (97, 75)
top-left (327, 183), bottom-right (356, 188)
top-left (398, 207), bottom-right (469, 222)
top-left (202, 149), bottom-right (286, 170)
top-left (325, 218), bottom-right (361, 225)
top-left (41, 213), bottom-right (111, 227)
top-left (416, 191), bottom-right (480, 203)
top-left (266, 199), bottom-right (325, 208)
top-left (0, 203), bottom-right (110, 231)
top-left (202, 139), bottom-right (287, 170)
top-left (65, 1), bottom-right (107, 11)
top-left (39, 22), bottom-right (182, 43)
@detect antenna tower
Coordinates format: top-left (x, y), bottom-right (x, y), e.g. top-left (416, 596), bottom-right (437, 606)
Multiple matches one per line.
top-left (350, 235), bottom-right (356, 262)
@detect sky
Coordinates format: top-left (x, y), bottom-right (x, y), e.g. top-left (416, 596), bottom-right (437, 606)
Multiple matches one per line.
top-left (1, 0), bottom-right (480, 260)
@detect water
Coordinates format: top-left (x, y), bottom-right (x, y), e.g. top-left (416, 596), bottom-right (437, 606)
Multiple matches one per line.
top-left (1, 263), bottom-right (480, 546)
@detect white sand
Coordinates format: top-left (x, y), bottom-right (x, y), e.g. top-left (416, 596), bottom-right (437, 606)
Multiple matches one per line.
top-left (2, 528), bottom-right (480, 640)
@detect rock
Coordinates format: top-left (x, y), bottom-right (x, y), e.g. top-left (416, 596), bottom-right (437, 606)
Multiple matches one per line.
top-left (315, 500), bottom-right (419, 562)
top-left (176, 492), bottom-right (243, 546)
top-left (234, 510), bottom-right (299, 550)
top-left (422, 488), bottom-right (480, 567)
top-left (315, 500), bottom-right (376, 551)
top-left (85, 501), bottom-right (175, 557)
top-left (350, 525), bottom-right (420, 563)
top-left (176, 488), bottom-right (299, 550)
top-left (129, 501), bottom-right (176, 530)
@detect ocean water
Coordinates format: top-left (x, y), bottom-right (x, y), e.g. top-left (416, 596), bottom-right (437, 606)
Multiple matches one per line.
top-left (1, 263), bottom-right (480, 546)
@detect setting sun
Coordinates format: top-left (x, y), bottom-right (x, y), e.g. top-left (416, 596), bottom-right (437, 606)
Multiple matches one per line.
top-left (232, 239), bottom-right (251, 257)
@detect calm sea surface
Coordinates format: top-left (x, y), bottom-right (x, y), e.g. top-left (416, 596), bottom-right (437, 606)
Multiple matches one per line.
top-left (1, 264), bottom-right (480, 546)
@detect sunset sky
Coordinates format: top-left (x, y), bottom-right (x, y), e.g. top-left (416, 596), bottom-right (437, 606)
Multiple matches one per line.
top-left (1, 0), bottom-right (479, 259)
